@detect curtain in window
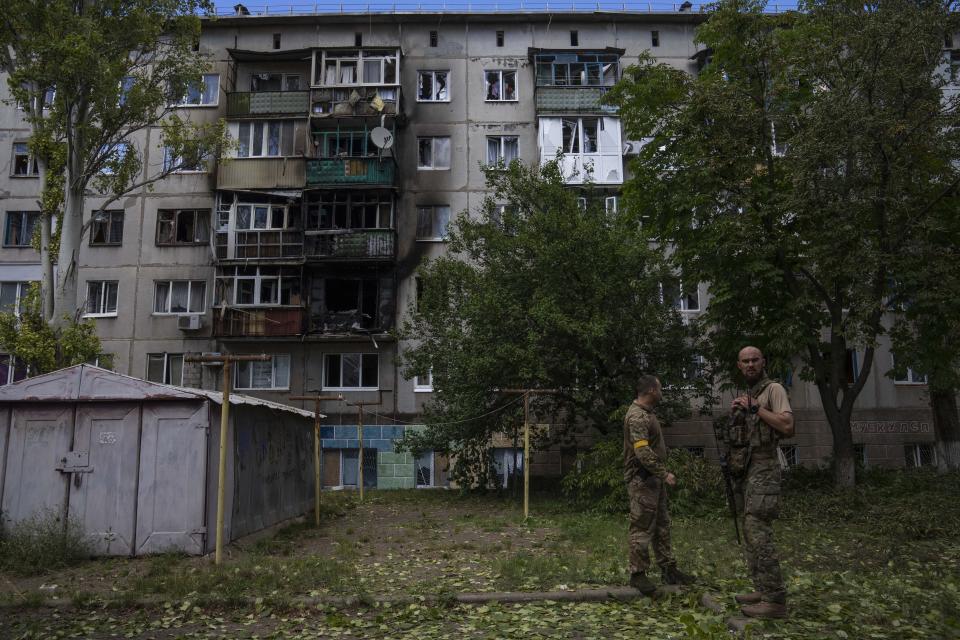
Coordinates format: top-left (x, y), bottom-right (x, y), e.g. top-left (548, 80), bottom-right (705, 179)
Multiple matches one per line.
top-left (434, 137), bottom-right (450, 167)
top-left (167, 355), bottom-right (183, 385)
top-left (267, 122), bottom-right (281, 156)
top-left (154, 282), bottom-right (170, 312)
top-left (202, 75), bottom-right (218, 104)
top-left (237, 205), bottom-right (251, 230)
top-left (363, 60), bottom-right (381, 83)
top-left (251, 360), bottom-right (273, 388)
top-left (237, 122), bottom-right (250, 157)
top-left (170, 282), bottom-right (189, 313)
top-left (486, 138), bottom-right (500, 165)
top-left (339, 63), bottom-right (356, 84)
top-left (503, 137), bottom-right (518, 162)
top-left (342, 353), bottom-right (361, 387)
top-left (189, 282), bottom-right (205, 313)
top-left (418, 138), bottom-right (433, 167)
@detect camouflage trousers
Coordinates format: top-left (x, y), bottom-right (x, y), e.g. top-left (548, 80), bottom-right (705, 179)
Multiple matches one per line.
top-left (734, 454), bottom-right (786, 604)
top-left (627, 477), bottom-right (676, 574)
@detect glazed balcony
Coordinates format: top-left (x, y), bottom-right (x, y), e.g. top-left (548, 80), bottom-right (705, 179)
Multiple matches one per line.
top-left (305, 158), bottom-right (395, 188)
top-left (216, 157), bottom-right (306, 190)
top-left (534, 86), bottom-right (616, 115)
top-left (213, 307), bottom-right (305, 337)
top-left (226, 91), bottom-right (310, 117)
top-left (304, 229), bottom-right (395, 261)
top-left (310, 86), bottom-right (400, 118)
top-left (215, 229), bottom-right (304, 261)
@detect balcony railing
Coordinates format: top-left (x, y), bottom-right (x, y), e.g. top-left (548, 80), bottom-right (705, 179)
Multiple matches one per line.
top-left (304, 229), bottom-right (395, 260)
top-left (215, 230), bottom-right (304, 260)
top-left (310, 87), bottom-right (400, 117)
top-left (213, 307), bottom-right (304, 337)
top-left (217, 157), bottom-right (306, 190)
top-left (306, 158), bottom-right (395, 187)
top-left (534, 86), bottom-right (617, 114)
top-left (226, 91), bottom-right (310, 117)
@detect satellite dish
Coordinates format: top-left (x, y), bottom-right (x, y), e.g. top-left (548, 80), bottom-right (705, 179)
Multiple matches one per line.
top-left (370, 127), bottom-right (394, 150)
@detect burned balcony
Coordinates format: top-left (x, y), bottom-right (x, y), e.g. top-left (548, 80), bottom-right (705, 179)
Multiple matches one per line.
top-left (213, 307), bottom-right (305, 337)
top-left (305, 158), bottom-right (395, 188)
top-left (217, 158), bottom-right (306, 191)
top-left (308, 273), bottom-right (394, 334)
top-left (217, 229), bottom-right (304, 260)
top-left (226, 91), bottom-right (310, 117)
top-left (304, 229), bottom-right (395, 261)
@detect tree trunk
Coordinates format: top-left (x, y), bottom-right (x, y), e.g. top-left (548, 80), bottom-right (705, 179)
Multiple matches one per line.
top-left (53, 184), bottom-right (84, 327)
top-left (930, 388), bottom-right (960, 471)
top-left (825, 407), bottom-right (857, 487)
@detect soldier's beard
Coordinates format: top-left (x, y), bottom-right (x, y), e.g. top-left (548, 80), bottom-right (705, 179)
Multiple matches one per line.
top-left (744, 370), bottom-right (763, 385)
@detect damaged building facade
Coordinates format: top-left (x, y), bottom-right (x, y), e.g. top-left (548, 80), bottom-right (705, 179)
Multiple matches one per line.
top-left (0, 9), bottom-right (940, 489)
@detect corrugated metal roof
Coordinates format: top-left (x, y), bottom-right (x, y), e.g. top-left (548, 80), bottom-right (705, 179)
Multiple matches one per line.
top-left (0, 364), bottom-right (321, 419)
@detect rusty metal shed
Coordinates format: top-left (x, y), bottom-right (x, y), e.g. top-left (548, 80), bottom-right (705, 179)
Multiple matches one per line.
top-left (0, 364), bottom-right (318, 556)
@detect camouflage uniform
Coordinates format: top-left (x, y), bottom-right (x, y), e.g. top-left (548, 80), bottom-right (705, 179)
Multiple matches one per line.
top-left (623, 401), bottom-right (676, 575)
top-left (734, 378), bottom-right (792, 605)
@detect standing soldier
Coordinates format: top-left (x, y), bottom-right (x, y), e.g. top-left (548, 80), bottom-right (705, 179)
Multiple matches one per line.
top-left (729, 346), bottom-right (795, 619)
top-left (624, 374), bottom-right (694, 595)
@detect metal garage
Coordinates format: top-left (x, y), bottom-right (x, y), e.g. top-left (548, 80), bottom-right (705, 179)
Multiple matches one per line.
top-left (0, 364), bottom-right (316, 556)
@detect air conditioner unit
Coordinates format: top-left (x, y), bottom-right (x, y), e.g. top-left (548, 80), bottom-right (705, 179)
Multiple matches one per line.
top-left (177, 315), bottom-right (203, 331)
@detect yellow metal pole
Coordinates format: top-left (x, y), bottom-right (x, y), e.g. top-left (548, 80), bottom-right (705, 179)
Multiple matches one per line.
top-left (358, 405), bottom-right (364, 502)
top-left (313, 398), bottom-right (321, 527)
top-left (523, 392), bottom-right (530, 521)
top-left (215, 360), bottom-right (231, 566)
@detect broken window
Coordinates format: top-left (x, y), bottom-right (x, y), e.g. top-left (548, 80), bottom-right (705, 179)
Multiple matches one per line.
top-left (11, 142), bottom-right (38, 176)
top-left (325, 278), bottom-right (379, 329)
top-left (157, 209), bottom-right (210, 245)
top-left (306, 193), bottom-right (392, 230)
top-left (417, 70), bottom-right (449, 101)
top-left (90, 210), bottom-right (124, 246)
top-left (250, 73), bottom-right (300, 91)
top-left (418, 137), bottom-right (451, 169)
top-left (534, 53), bottom-right (619, 87)
top-left (485, 70), bottom-right (517, 101)
top-left (323, 353), bottom-right (378, 389)
top-left (416, 205), bottom-right (451, 240)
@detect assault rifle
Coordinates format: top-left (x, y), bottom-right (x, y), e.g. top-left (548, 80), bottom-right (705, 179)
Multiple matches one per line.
top-left (712, 414), bottom-right (742, 545)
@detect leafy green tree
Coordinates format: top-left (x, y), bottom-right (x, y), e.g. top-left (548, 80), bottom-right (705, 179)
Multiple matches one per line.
top-left (609, 0), bottom-right (960, 486)
top-left (0, 0), bottom-right (228, 325)
top-left (399, 159), bottom-right (703, 488)
top-left (0, 286), bottom-right (102, 376)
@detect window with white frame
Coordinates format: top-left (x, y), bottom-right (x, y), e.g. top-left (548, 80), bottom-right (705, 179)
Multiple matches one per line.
top-left (485, 70), bottom-right (518, 101)
top-left (904, 443), bottom-right (936, 468)
top-left (562, 117), bottom-right (600, 153)
top-left (417, 137), bottom-right (451, 170)
top-left (660, 280), bottom-right (700, 312)
top-left (84, 281), bottom-right (119, 316)
top-left (235, 120), bottom-right (295, 158)
top-left (415, 451), bottom-right (435, 487)
top-left (417, 70), bottom-right (449, 101)
top-left (99, 143), bottom-right (129, 175)
top-left (416, 205), bottom-right (451, 241)
top-left (250, 73), bottom-right (301, 91)
top-left (146, 353), bottom-right (184, 386)
top-left (323, 353), bottom-right (379, 390)
top-left (154, 281), bottom-right (206, 314)
top-left (4, 211), bottom-right (39, 247)
top-left (162, 146), bottom-right (207, 172)
top-left (892, 354), bottom-right (928, 384)
top-left (605, 196), bottom-right (619, 214)
top-left (0, 281), bottom-right (32, 316)
top-left (11, 142), bottom-right (38, 176)
top-left (0, 354), bottom-right (28, 385)
top-left (314, 49), bottom-right (399, 86)
top-left (89, 210), bottom-right (124, 246)
top-left (215, 266), bottom-right (300, 307)
top-left (534, 53), bottom-right (619, 87)
top-left (172, 74), bottom-right (219, 106)
top-left (235, 203), bottom-right (296, 230)
top-left (778, 444), bottom-right (799, 469)
top-left (486, 136), bottom-right (519, 165)
top-left (235, 354), bottom-right (291, 390)
top-left (156, 209), bottom-right (211, 245)
top-left (414, 369), bottom-right (434, 392)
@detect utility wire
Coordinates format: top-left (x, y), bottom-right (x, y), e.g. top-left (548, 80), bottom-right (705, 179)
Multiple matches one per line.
top-left (362, 391), bottom-right (529, 426)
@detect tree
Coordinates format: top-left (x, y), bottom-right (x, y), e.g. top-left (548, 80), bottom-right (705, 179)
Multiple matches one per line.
top-left (0, 0), bottom-right (228, 325)
top-left (399, 159), bottom-right (702, 488)
top-left (0, 286), bottom-right (102, 376)
top-left (609, 0), bottom-right (960, 486)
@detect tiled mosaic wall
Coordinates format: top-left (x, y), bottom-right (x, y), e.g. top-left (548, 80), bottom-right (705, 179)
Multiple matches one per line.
top-left (320, 424), bottom-right (419, 489)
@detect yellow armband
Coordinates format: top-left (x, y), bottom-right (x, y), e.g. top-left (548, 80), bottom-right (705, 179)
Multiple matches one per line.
top-left (633, 439), bottom-right (649, 449)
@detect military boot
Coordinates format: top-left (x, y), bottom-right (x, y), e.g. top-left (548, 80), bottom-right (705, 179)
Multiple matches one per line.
top-left (661, 564), bottom-right (696, 586)
top-left (741, 601), bottom-right (788, 619)
top-left (734, 592), bottom-right (762, 605)
top-left (629, 572), bottom-right (657, 595)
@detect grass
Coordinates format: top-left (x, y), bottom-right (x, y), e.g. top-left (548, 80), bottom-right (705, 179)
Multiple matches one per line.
top-left (3, 470), bottom-right (959, 639)
top-left (0, 509), bottom-right (92, 576)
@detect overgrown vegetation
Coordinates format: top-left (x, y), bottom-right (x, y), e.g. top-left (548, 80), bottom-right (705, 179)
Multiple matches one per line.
top-left (0, 510), bottom-right (91, 576)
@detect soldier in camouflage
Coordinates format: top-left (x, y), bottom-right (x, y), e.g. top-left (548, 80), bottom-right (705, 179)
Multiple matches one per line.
top-left (730, 346), bottom-right (795, 619)
top-left (623, 375), bottom-right (695, 595)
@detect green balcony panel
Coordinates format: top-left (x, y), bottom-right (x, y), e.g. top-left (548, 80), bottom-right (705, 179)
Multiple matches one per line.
top-left (306, 158), bottom-right (395, 187)
top-left (535, 87), bottom-right (618, 114)
top-left (226, 91), bottom-right (309, 117)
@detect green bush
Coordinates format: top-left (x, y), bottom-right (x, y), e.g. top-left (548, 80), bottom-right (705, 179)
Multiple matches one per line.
top-left (561, 438), bottom-right (724, 517)
top-left (0, 510), bottom-right (92, 576)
